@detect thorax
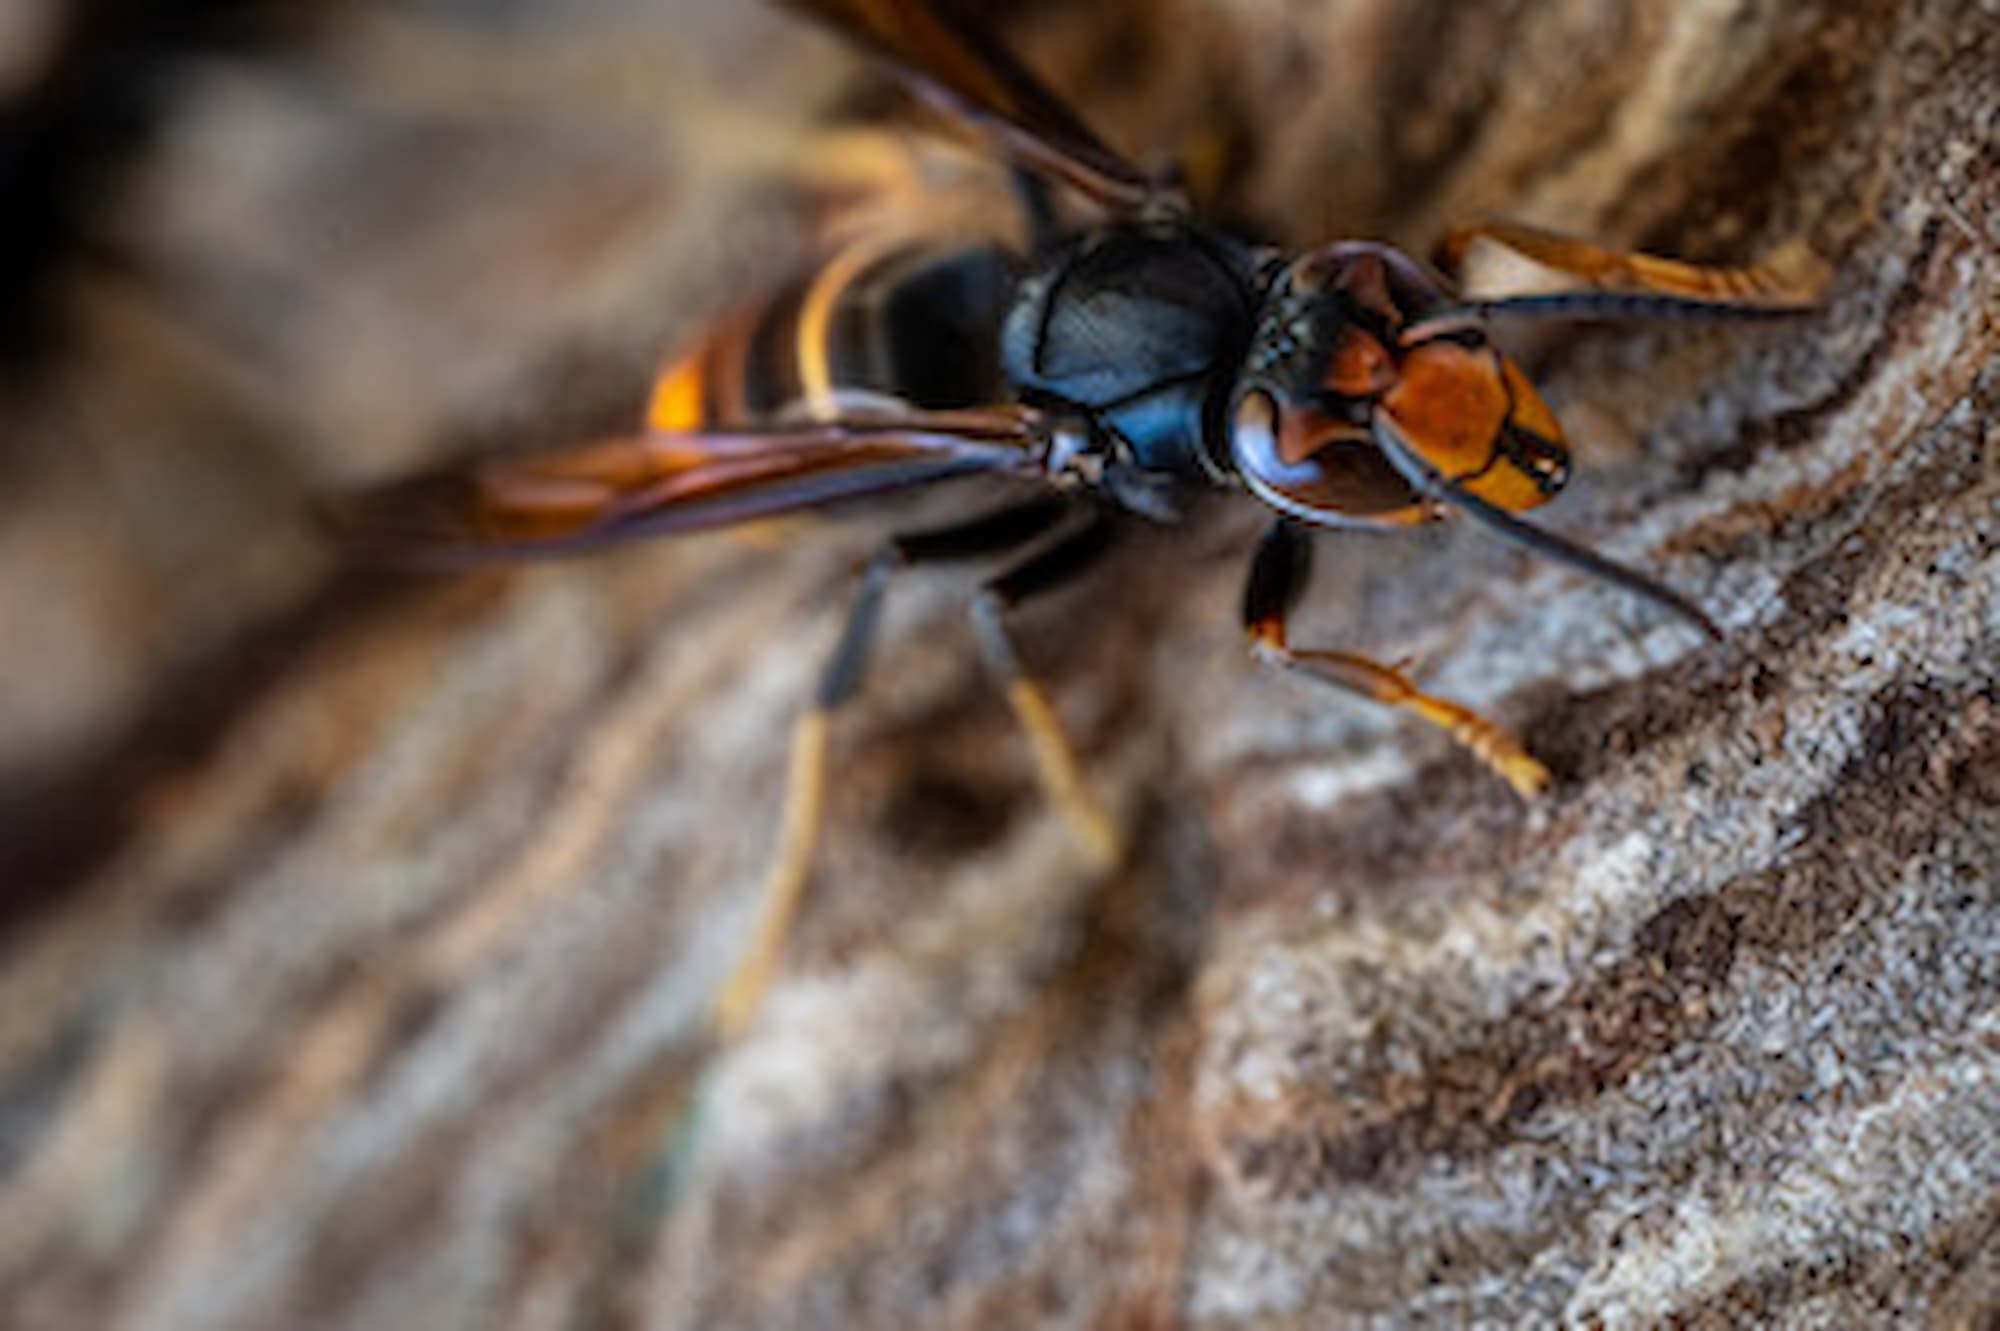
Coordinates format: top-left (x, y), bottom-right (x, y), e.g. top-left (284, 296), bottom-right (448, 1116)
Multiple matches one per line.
top-left (1000, 216), bottom-right (1265, 484)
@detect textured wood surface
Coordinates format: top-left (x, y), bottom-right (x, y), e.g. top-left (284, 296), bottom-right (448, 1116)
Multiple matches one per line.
top-left (2, 2), bottom-right (1996, 1328)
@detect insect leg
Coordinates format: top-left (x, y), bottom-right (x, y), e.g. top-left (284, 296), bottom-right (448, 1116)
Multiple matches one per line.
top-left (711, 494), bottom-right (1073, 1044)
top-left (969, 512), bottom-right (1124, 871)
top-left (1425, 220), bottom-right (1827, 327)
top-left (1242, 520), bottom-right (1551, 797)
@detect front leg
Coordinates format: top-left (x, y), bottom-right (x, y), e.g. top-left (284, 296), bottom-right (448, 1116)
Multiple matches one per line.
top-left (1242, 521), bottom-right (1551, 798)
top-left (1427, 220), bottom-right (1828, 324)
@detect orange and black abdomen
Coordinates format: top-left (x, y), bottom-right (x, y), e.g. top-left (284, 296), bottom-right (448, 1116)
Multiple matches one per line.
top-left (647, 239), bottom-right (1017, 433)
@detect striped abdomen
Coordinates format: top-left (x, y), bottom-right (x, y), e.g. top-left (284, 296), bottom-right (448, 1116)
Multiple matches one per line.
top-left (646, 238), bottom-right (1017, 433)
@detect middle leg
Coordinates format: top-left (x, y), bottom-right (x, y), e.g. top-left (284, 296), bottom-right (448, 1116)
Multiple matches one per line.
top-left (713, 492), bottom-right (1074, 1043)
top-left (969, 510), bottom-right (1124, 869)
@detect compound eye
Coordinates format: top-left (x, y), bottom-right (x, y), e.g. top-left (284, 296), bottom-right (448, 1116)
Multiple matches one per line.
top-left (1230, 389), bottom-right (1281, 470)
top-left (1230, 387), bottom-right (1424, 523)
top-left (1231, 387), bottom-right (1351, 480)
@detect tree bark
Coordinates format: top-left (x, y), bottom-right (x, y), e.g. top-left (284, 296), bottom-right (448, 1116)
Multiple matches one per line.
top-left (1, 1), bottom-right (1995, 1328)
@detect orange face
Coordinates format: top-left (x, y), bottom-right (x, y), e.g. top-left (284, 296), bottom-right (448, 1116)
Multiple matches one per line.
top-left (1231, 245), bottom-right (1571, 528)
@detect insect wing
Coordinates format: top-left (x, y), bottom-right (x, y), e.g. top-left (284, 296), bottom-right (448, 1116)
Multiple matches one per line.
top-left (332, 411), bottom-right (1041, 564)
top-left (780, 0), bottom-right (1157, 210)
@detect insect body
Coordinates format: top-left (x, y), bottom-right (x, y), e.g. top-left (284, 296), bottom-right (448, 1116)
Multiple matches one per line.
top-left (337, 0), bottom-right (1826, 1045)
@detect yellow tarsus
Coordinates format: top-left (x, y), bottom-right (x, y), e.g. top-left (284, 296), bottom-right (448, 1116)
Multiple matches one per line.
top-left (713, 708), bottom-right (830, 1044)
top-left (1396, 689), bottom-right (1552, 798)
top-left (1004, 679), bottom-right (1123, 871)
top-left (1261, 638), bottom-right (1551, 799)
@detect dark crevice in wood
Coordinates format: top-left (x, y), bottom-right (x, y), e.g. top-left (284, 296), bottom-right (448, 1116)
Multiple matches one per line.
top-left (1214, 676), bottom-right (1998, 1202)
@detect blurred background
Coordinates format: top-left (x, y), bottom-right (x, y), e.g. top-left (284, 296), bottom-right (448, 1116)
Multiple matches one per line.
top-left (1, 1), bottom-right (821, 851)
top-left (1, 2), bottom-right (1995, 1328)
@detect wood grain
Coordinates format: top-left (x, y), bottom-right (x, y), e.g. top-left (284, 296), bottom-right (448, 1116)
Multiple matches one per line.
top-left (1, 1), bottom-right (1995, 1328)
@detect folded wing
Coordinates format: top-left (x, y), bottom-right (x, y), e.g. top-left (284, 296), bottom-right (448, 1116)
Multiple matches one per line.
top-left (329, 410), bottom-right (1043, 564)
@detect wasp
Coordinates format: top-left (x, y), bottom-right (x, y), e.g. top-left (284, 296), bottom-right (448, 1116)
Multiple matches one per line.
top-left (337, 0), bottom-right (1825, 1046)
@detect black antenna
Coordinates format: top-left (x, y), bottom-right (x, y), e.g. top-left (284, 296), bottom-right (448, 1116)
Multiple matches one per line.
top-left (1372, 415), bottom-right (1724, 642)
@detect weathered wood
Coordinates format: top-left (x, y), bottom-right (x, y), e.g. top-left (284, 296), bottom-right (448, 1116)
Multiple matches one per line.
top-left (1, 1), bottom-right (1995, 1328)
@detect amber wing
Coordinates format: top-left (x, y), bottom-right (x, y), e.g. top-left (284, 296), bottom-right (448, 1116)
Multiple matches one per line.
top-left (330, 411), bottom-right (1043, 564)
